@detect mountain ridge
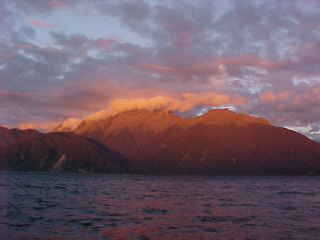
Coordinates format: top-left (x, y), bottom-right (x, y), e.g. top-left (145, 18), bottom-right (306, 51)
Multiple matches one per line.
top-left (71, 109), bottom-right (320, 175)
top-left (0, 127), bottom-right (128, 173)
top-left (2, 109), bottom-right (320, 175)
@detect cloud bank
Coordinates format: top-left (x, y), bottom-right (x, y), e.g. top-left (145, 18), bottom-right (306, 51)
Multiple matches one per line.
top-left (1, 0), bottom-right (320, 139)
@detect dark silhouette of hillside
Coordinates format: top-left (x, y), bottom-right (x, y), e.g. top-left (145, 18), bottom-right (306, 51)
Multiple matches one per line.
top-left (0, 127), bottom-right (128, 173)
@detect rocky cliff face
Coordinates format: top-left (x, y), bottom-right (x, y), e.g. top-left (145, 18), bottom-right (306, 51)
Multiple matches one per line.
top-left (0, 128), bottom-right (128, 173)
top-left (74, 109), bottom-right (320, 174)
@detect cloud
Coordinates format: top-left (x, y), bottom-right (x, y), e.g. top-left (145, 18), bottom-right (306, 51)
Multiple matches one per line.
top-left (85, 93), bottom-right (239, 121)
top-left (19, 121), bottom-right (58, 132)
top-left (258, 90), bottom-right (293, 103)
top-left (15, 43), bottom-right (35, 49)
top-left (25, 92), bottom-right (245, 131)
top-left (10, 0), bottom-right (75, 14)
top-left (252, 84), bottom-right (320, 129)
top-left (15, 90), bottom-right (247, 132)
top-left (94, 37), bottom-right (120, 49)
top-left (48, 0), bottom-right (66, 8)
top-left (143, 55), bottom-right (287, 76)
top-left (19, 117), bottom-right (81, 132)
top-left (2, 0), bottom-right (320, 140)
top-left (26, 18), bottom-right (55, 28)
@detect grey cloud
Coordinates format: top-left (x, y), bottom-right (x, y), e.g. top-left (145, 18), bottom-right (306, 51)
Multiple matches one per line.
top-left (2, 0), bottom-right (320, 139)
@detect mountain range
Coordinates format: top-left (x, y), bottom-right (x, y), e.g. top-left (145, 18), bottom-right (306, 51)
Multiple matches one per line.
top-left (72, 109), bottom-right (320, 174)
top-left (0, 127), bottom-right (127, 173)
top-left (2, 109), bottom-right (320, 174)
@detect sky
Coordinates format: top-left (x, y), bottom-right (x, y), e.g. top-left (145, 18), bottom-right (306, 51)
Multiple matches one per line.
top-left (1, 0), bottom-right (320, 139)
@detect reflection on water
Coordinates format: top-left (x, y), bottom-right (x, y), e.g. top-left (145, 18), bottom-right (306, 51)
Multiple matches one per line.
top-left (1, 172), bottom-right (320, 240)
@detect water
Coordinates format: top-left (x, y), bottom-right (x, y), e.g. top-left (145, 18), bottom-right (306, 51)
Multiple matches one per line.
top-left (0, 172), bottom-right (320, 240)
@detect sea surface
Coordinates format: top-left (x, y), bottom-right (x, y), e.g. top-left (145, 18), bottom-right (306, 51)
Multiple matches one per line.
top-left (0, 172), bottom-right (319, 240)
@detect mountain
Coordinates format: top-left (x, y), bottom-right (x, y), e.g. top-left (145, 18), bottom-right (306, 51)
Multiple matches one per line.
top-left (73, 109), bottom-right (320, 174)
top-left (0, 127), bottom-right (128, 173)
top-left (0, 126), bottom-right (15, 169)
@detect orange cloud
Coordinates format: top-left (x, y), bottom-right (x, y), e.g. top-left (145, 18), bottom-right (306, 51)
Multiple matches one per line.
top-left (86, 92), bottom-right (247, 121)
top-left (19, 122), bottom-right (58, 132)
top-left (18, 118), bottom-right (82, 132)
top-left (53, 118), bottom-right (82, 131)
top-left (259, 90), bottom-right (293, 103)
top-left (259, 91), bottom-right (277, 102)
top-left (16, 88), bottom-right (247, 132)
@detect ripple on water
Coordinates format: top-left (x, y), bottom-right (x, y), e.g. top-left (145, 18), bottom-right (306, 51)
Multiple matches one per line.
top-left (1, 172), bottom-right (320, 240)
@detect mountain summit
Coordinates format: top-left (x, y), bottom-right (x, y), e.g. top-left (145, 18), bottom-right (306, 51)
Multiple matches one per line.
top-left (71, 109), bottom-right (320, 174)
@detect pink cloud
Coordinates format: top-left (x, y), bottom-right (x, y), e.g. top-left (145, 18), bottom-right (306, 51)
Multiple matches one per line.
top-left (143, 64), bottom-right (176, 72)
top-left (0, 53), bottom-right (15, 60)
top-left (95, 37), bottom-right (120, 49)
top-left (48, 0), bottom-right (66, 8)
top-left (15, 43), bottom-right (35, 49)
top-left (163, 23), bottom-right (197, 47)
top-left (259, 91), bottom-right (293, 103)
top-left (142, 55), bottom-right (287, 75)
top-left (26, 18), bottom-right (55, 28)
